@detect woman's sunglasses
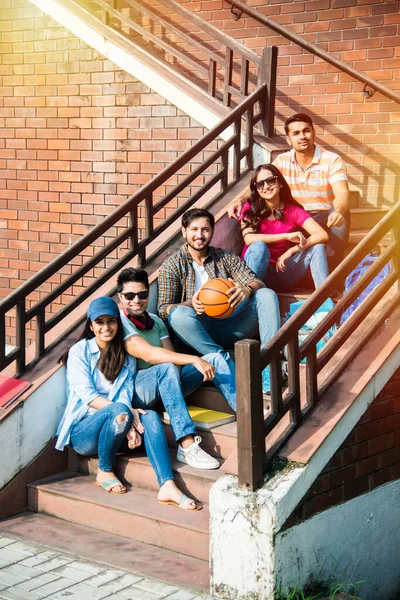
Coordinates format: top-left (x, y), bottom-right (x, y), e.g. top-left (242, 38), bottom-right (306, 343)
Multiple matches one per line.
top-left (255, 175), bottom-right (279, 190)
top-left (120, 291), bottom-right (149, 300)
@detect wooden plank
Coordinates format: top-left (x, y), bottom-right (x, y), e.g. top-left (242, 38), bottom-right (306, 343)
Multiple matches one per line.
top-left (236, 339), bottom-right (264, 491)
top-left (223, 48), bottom-right (233, 107)
top-left (257, 46), bottom-right (277, 137)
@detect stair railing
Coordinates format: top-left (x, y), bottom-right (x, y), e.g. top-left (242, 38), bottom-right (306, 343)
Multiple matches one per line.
top-left (0, 85), bottom-right (268, 376)
top-left (236, 201), bottom-right (400, 490)
top-left (225, 0), bottom-right (400, 106)
top-left (70, 0), bottom-right (277, 132)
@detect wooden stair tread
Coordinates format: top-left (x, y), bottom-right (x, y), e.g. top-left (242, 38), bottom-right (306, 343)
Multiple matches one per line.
top-left (0, 512), bottom-right (209, 591)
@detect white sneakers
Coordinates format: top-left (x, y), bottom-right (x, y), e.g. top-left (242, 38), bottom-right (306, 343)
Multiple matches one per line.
top-left (177, 436), bottom-right (219, 470)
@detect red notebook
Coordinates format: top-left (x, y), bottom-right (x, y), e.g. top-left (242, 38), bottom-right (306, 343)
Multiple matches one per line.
top-left (0, 374), bottom-right (31, 409)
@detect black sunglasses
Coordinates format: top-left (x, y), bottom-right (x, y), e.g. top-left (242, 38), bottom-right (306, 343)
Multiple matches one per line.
top-left (120, 291), bottom-right (149, 300)
top-left (255, 175), bottom-right (279, 190)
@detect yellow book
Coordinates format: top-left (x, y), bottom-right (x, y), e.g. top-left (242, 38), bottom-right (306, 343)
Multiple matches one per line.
top-left (163, 405), bottom-right (236, 430)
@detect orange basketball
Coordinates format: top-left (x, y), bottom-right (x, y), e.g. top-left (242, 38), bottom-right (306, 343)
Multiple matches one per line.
top-left (198, 278), bottom-right (235, 319)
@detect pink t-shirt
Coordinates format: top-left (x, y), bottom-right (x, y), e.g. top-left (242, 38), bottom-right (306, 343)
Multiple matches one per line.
top-left (240, 202), bottom-right (311, 263)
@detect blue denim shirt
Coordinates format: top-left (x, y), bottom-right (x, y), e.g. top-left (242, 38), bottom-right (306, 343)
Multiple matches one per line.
top-left (56, 337), bottom-right (137, 451)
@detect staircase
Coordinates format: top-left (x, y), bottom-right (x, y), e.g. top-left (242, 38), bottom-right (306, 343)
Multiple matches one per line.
top-left (1, 1), bottom-right (400, 597)
top-left (2, 386), bottom-right (239, 592)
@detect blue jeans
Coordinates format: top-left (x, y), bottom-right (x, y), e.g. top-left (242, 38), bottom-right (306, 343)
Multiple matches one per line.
top-left (244, 240), bottom-right (329, 291)
top-left (311, 207), bottom-right (350, 271)
top-left (133, 354), bottom-right (236, 432)
top-left (70, 403), bottom-right (174, 487)
top-left (168, 288), bottom-right (280, 393)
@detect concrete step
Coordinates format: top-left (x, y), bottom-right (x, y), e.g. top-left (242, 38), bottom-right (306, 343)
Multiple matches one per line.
top-left (163, 419), bottom-right (238, 460)
top-left (349, 207), bottom-right (389, 230)
top-left (0, 511), bottom-right (209, 592)
top-left (70, 448), bottom-right (221, 506)
top-left (277, 290), bottom-right (312, 320)
top-left (347, 229), bottom-right (393, 251)
top-left (188, 384), bottom-right (235, 414)
top-left (28, 472), bottom-right (210, 561)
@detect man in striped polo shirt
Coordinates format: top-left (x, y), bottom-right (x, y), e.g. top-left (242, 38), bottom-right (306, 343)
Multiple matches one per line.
top-left (230, 113), bottom-right (350, 271)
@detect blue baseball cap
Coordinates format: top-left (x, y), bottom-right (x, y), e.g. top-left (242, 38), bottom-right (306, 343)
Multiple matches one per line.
top-left (88, 297), bottom-right (119, 322)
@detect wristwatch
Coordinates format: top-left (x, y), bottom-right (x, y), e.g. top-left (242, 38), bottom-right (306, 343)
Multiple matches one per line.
top-left (246, 284), bottom-right (254, 297)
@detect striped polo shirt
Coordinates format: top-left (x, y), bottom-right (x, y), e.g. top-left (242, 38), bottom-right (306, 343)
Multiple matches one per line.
top-left (273, 145), bottom-right (348, 212)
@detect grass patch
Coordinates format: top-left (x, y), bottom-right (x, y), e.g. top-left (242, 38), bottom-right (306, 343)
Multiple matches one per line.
top-left (276, 578), bottom-right (364, 600)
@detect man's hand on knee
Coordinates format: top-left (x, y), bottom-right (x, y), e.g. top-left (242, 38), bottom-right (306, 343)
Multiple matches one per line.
top-left (327, 210), bottom-right (345, 228)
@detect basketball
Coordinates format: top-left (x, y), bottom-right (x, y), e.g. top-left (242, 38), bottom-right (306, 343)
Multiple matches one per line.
top-left (198, 278), bottom-right (235, 318)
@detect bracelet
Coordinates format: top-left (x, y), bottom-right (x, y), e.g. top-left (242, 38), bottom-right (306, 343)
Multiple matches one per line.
top-left (246, 284), bottom-right (254, 297)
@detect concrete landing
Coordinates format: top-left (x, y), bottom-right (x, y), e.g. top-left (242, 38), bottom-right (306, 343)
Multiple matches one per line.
top-left (0, 515), bottom-right (211, 594)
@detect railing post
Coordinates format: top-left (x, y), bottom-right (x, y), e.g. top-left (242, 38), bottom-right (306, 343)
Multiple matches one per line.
top-left (221, 148), bottom-right (229, 191)
top-left (287, 337), bottom-right (301, 424)
top-left (208, 59), bottom-right (217, 99)
top-left (129, 207), bottom-right (138, 252)
top-left (233, 118), bottom-right (241, 182)
top-left (103, 0), bottom-right (116, 27)
top-left (393, 214), bottom-right (400, 285)
top-left (36, 309), bottom-right (45, 360)
top-left (16, 300), bottom-right (26, 376)
top-left (236, 339), bottom-right (265, 491)
top-left (0, 313), bottom-right (5, 370)
top-left (223, 47), bottom-right (233, 108)
top-left (257, 46), bottom-right (277, 137)
top-left (305, 347), bottom-right (318, 408)
top-left (246, 106), bottom-right (254, 172)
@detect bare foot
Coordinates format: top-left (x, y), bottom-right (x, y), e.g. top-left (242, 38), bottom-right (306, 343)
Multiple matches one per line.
top-left (157, 480), bottom-right (200, 510)
top-left (96, 469), bottom-right (126, 494)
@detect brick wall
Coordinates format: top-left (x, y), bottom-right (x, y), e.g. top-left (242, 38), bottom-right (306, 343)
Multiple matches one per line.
top-left (0, 1), bottom-right (220, 343)
top-left (285, 366), bottom-right (400, 529)
top-left (139, 0), bottom-right (400, 207)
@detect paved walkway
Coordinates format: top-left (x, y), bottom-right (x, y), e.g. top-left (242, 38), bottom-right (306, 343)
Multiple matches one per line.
top-left (0, 534), bottom-right (217, 600)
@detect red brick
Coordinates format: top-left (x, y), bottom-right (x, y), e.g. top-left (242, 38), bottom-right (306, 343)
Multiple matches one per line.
top-left (328, 464), bottom-right (356, 488)
top-left (369, 467), bottom-right (394, 490)
top-left (356, 454), bottom-right (381, 478)
top-left (368, 433), bottom-right (394, 456)
top-left (356, 420), bottom-right (384, 442)
top-left (343, 475), bottom-right (370, 501)
top-left (381, 446), bottom-right (400, 469)
top-left (382, 414), bottom-right (400, 434)
top-left (314, 486), bottom-right (344, 514)
top-left (381, 380), bottom-right (400, 400)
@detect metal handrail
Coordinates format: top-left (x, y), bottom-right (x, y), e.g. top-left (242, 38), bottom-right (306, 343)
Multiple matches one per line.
top-left (1, 85), bottom-right (269, 375)
top-left (226, 0), bottom-right (400, 105)
top-left (236, 201), bottom-right (400, 490)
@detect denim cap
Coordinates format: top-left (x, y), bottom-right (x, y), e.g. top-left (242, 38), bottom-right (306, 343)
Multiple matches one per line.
top-left (88, 297), bottom-right (119, 322)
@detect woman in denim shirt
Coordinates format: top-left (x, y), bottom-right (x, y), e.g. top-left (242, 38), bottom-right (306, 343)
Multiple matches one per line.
top-left (56, 297), bottom-right (201, 509)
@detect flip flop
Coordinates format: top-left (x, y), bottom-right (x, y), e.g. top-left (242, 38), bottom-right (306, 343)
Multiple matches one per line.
top-left (158, 493), bottom-right (202, 511)
top-left (96, 477), bottom-right (126, 494)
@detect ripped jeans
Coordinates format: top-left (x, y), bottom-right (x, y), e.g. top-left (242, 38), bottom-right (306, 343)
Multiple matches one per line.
top-left (69, 402), bottom-right (174, 486)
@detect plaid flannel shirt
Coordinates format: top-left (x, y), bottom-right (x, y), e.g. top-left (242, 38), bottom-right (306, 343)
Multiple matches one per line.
top-left (157, 244), bottom-right (264, 320)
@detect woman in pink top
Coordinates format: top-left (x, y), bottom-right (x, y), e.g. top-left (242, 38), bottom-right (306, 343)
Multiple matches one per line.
top-left (240, 164), bottom-right (329, 291)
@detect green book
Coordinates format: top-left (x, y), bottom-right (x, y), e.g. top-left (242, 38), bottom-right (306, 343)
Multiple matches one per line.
top-left (163, 405), bottom-right (235, 430)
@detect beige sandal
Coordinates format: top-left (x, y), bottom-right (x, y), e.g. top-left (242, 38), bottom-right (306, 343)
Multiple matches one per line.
top-left (96, 477), bottom-right (126, 494)
top-left (158, 493), bottom-right (202, 511)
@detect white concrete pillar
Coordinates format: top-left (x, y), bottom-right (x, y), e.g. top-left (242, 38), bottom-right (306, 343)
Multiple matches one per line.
top-left (209, 468), bottom-right (305, 600)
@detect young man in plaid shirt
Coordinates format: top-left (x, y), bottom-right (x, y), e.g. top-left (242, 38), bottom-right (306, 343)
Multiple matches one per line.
top-left (158, 208), bottom-right (281, 395)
